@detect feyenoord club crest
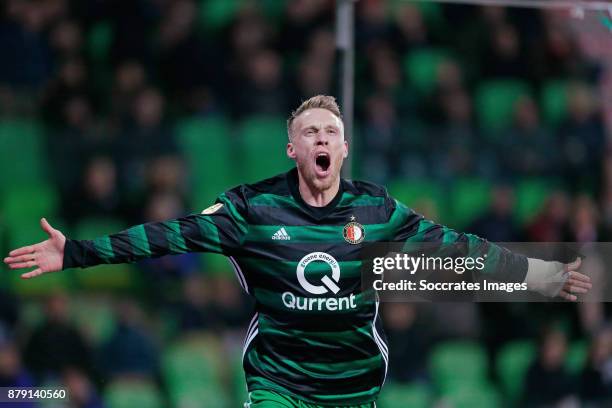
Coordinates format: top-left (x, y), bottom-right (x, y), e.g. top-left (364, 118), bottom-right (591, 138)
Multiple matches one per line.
top-left (343, 218), bottom-right (365, 244)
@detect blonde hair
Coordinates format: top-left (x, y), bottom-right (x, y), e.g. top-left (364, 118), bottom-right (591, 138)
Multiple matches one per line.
top-left (287, 95), bottom-right (343, 140)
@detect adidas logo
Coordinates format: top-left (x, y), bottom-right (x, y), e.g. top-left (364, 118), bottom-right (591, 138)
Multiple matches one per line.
top-left (272, 227), bottom-right (291, 241)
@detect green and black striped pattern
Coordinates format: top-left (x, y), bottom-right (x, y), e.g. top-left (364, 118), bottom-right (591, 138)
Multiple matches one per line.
top-left (63, 168), bottom-right (527, 405)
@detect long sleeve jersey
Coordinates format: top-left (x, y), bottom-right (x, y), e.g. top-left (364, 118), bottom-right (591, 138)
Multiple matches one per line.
top-left (63, 168), bottom-right (527, 405)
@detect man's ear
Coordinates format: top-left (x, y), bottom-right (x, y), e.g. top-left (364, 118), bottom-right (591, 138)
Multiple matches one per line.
top-left (287, 142), bottom-right (296, 159)
top-left (343, 140), bottom-right (348, 159)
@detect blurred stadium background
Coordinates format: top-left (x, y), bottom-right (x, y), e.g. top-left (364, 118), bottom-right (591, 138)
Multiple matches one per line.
top-left (0, 0), bottom-right (611, 407)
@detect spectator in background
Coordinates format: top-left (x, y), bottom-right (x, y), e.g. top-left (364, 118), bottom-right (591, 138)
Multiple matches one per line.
top-left (109, 61), bottom-right (147, 126)
top-left (169, 273), bottom-right (250, 335)
top-left (364, 43), bottom-right (416, 121)
top-left (561, 84), bottom-right (605, 193)
top-left (234, 48), bottom-right (288, 117)
top-left (500, 96), bottom-right (557, 178)
top-left (279, 0), bottom-right (330, 57)
top-left (390, 3), bottom-right (431, 53)
top-left (423, 58), bottom-right (465, 122)
top-left (63, 367), bottom-right (105, 408)
top-left (41, 58), bottom-right (91, 127)
top-left (211, 277), bottom-right (251, 334)
top-left (158, 0), bottom-right (220, 113)
top-left (523, 326), bottom-right (577, 407)
top-left (175, 274), bottom-right (217, 333)
top-left (49, 19), bottom-right (82, 63)
top-left (469, 185), bottom-right (522, 241)
top-left (291, 26), bottom-right (336, 102)
top-left (306, 27), bottom-right (336, 64)
top-left (482, 22), bottom-right (528, 79)
top-left (527, 191), bottom-right (570, 242)
top-left (601, 179), bottom-right (612, 236)
top-left (53, 97), bottom-right (115, 225)
top-left (0, 289), bottom-right (19, 336)
top-left (105, 0), bottom-right (159, 66)
top-left (291, 53), bottom-right (334, 107)
top-left (580, 326), bottom-right (612, 406)
top-left (71, 156), bottom-right (123, 222)
top-left (146, 155), bottom-right (186, 196)
top-left (23, 293), bottom-right (94, 383)
top-left (361, 94), bottom-right (401, 184)
top-left (356, 0), bottom-right (393, 52)
top-left (564, 195), bottom-right (606, 242)
top-left (0, 0), bottom-right (55, 92)
top-left (454, 6), bottom-right (508, 73)
top-left (99, 300), bottom-right (158, 380)
top-left (226, 5), bottom-right (273, 90)
top-left (114, 87), bottom-right (179, 198)
top-left (429, 87), bottom-right (480, 181)
top-left (531, 11), bottom-right (584, 81)
top-left (383, 303), bottom-right (428, 383)
top-left (0, 339), bottom-right (37, 408)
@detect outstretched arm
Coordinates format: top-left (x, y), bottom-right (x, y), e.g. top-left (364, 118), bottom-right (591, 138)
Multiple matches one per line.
top-left (4, 191), bottom-right (248, 279)
top-left (389, 199), bottom-right (591, 301)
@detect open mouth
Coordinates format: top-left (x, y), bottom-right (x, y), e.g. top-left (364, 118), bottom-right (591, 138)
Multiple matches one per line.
top-left (315, 153), bottom-right (331, 175)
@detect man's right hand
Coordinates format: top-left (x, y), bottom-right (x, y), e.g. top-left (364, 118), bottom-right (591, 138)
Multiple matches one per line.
top-left (3, 218), bottom-right (66, 279)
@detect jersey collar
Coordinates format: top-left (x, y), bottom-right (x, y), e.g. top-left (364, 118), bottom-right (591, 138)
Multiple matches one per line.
top-left (286, 168), bottom-right (344, 221)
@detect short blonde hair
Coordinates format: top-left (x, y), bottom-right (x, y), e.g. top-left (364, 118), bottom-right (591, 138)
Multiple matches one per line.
top-left (287, 95), bottom-right (343, 140)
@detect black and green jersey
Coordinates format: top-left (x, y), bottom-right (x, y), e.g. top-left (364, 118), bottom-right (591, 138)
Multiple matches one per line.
top-left (63, 168), bottom-right (527, 405)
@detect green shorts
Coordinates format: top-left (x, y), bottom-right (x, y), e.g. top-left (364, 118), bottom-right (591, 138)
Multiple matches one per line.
top-left (244, 389), bottom-right (377, 408)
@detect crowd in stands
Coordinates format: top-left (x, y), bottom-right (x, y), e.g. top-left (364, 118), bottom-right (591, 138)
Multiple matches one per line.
top-left (0, 0), bottom-right (611, 406)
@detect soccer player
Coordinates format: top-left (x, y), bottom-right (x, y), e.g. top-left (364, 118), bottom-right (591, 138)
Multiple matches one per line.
top-left (4, 95), bottom-right (592, 407)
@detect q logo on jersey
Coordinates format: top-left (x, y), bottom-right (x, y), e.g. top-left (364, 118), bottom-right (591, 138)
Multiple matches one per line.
top-left (282, 252), bottom-right (356, 311)
top-left (296, 252), bottom-right (341, 294)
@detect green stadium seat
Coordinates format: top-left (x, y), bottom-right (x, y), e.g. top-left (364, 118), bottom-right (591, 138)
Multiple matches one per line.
top-left (239, 115), bottom-right (293, 184)
top-left (70, 297), bottom-right (117, 346)
top-left (163, 335), bottom-right (223, 397)
top-left (201, 253), bottom-right (233, 277)
top-left (72, 217), bottom-right (137, 291)
top-left (19, 301), bottom-right (44, 330)
top-left (404, 48), bottom-right (453, 95)
top-left (73, 217), bottom-right (126, 240)
top-left (388, 179), bottom-right (445, 222)
top-left (377, 382), bottom-right (432, 408)
top-left (541, 80), bottom-right (570, 127)
top-left (8, 264), bottom-right (74, 296)
top-left (475, 80), bottom-right (531, 133)
top-left (176, 116), bottom-right (238, 208)
top-left (515, 178), bottom-right (555, 225)
top-left (442, 384), bottom-right (502, 408)
top-left (0, 224), bottom-right (6, 278)
top-left (429, 341), bottom-right (488, 392)
top-left (450, 178), bottom-right (491, 229)
top-left (163, 336), bottom-right (232, 407)
top-left (2, 186), bottom-right (58, 231)
top-left (104, 380), bottom-right (163, 408)
top-left (87, 22), bottom-right (113, 62)
top-left (260, 0), bottom-right (286, 22)
top-left (0, 120), bottom-right (47, 192)
top-left (496, 340), bottom-right (536, 401)
top-left (171, 385), bottom-right (230, 408)
top-left (199, 0), bottom-right (241, 31)
top-left (566, 340), bottom-right (588, 374)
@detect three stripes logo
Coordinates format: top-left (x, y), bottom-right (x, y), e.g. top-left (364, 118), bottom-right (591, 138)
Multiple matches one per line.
top-left (272, 227), bottom-right (291, 241)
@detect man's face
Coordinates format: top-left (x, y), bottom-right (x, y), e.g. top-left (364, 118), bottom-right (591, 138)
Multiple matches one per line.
top-left (287, 108), bottom-right (348, 191)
